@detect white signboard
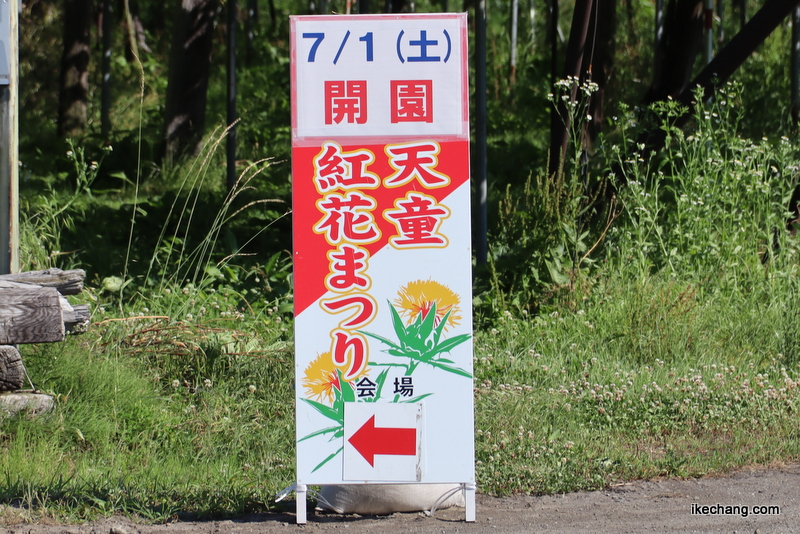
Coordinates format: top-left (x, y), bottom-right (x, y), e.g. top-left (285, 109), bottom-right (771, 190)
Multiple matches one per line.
top-left (0, 0), bottom-right (10, 85)
top-left (290, 13), bottom-right (474, 523)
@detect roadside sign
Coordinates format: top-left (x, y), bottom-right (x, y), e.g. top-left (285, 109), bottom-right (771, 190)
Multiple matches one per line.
top-left (0, 0), bottom-right (9, 85)
top-left (290, 13), bottom-right (474, 523)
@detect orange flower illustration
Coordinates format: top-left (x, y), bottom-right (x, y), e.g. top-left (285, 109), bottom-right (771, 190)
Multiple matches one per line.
top-left (394, 279), bottom-right (462, 330)
top-left (302, 352), bottom-right (341, 403)
top-left (302, 352), bottom-right (367, 403)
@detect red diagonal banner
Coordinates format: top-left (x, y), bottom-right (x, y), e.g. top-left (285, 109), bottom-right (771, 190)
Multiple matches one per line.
top-left (292, 140), bottom-right (469, 315)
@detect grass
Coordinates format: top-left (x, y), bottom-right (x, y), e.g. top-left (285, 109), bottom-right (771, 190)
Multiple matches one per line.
top-left (2, 311), bottom-right (296, 523)
top-left (473, 282), bottom-right (800, 495)
top-left (5, 269), bottom-right (800, 521)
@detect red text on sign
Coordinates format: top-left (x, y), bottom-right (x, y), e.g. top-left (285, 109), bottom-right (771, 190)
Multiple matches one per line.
top-left (314, 192), bottom-right (381, 245)
top-left (331, 329), bottom-right (369, 380)
top-left (391, 80), bottom-right (433, 123)
top-left (325, 80), bottom-right (368, 125)
top-left (313, 142), bottom-right (380, 193)
top-left (325, 243), bottom-right (372, 292)
top-left (384, 191), bottom-right (450, 248)
top-left (384, 141), bottom-right (450, 188)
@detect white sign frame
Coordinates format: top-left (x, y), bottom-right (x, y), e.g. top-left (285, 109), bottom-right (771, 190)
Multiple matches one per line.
top-left (290, 13), bottom-right (475, 524)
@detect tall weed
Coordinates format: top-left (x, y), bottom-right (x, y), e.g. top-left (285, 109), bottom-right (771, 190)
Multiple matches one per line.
top-left (608, 83), bottom-right (800, 291)
top-left (478, 78), bottom-right (611, 318)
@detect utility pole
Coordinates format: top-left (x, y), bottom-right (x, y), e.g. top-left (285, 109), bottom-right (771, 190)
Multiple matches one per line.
top-left (101, 0), bottom-right (112, 138)
top-left (227, 0), bottom-right (238, 191)
top-left (510, 0), bottom-right (518, 85)
top-left (793, 5), bottom-right (800, 126)
top-left (0, 0), bottom-right (18, 275)
top-left (474, 0), bottom-right (488, 266)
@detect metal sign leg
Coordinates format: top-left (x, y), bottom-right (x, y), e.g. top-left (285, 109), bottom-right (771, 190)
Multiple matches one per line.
top-left (296, 484), bottom-right (308, 524)
top-left (464, 482), bottom-right (476, 522)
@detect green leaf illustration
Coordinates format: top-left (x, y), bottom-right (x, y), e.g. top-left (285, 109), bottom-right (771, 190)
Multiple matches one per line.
top-left (427, 333), bottom-right (472, 357)
top-left (337, 369), bottom-right (355, 402)
top-left (297, 424), bottom-right (342, 443)
top-left (300, 398), bottom-right (342, 424)
top-left (311, 446), bottom-right (344, 473)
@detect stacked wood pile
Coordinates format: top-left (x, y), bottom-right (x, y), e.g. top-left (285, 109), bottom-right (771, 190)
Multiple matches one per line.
top-left (0, 268), bottom-right (90, 392)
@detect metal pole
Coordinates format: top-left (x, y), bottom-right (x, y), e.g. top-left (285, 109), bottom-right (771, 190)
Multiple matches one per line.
top-left (549, 0), bottom-right (558, 88)
top-left (475, 0), bottom-right (488, 266)
top-left (739, 0), bottom-right (745, 30)
top-left (0, 0), bottom-right (18, 275)
top-left (227, 0), bottom-right (237, 191)
top-left (704, 0), bottom-right (714, 65)
top-left (655, 0), bottom-right (664, 67)
top-left (101, 0), bottom-right (112, 138)
top-left (510, 0), bottom-right (519, 85)
top-left (793, 6), bottom-right (800, 125)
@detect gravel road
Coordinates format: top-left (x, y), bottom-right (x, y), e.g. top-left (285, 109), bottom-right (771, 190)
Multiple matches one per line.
top-left (2, 463), bottom-right (798, 533)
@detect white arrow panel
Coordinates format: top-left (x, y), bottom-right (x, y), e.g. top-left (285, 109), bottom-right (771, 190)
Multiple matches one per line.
top-left (343, 402), bottom-right (424, 482)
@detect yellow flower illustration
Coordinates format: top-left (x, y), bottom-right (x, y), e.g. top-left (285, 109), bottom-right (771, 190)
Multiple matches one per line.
top-left (394, 279), bottom-right (462, 330)
top-left (302, 352), bottom-right (341, 403)
top-left (302, 352), bottom-right (367, 403)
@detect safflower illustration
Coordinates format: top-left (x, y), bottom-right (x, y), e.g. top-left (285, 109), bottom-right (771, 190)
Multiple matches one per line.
top-left (299, 279), bottom-right (470, 472)
top-left (394, 279), bottom-right (462, 331)
top-left (299, 351), bottom-right (428, 471)
top-left (298, 354), bottom-right (353, 472)
top-left (302, 351), bottom-right (366, 404)
top-left (360, 279), bottom-right (472, 378)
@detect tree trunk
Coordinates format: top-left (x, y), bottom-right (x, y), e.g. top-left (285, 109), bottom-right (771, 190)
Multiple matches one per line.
top-left (162, 0), bottom-right (218, 163)
top-left (245, 0), bottom-right (258, 63)
top-left (586, 0), bottom-right (617, 144)
top-left (620, 0), bottom-right (800, 185)
top-left (227, 0), bottom-right (237, 191)
top-left (548, 0), bottom-right (594, 177)
top-left (674, 0), bottom-right (800, 107)
top-left (124, 0), bottom-right (151, 62)
top-left (645, 0), bottom-right (704, 103)
top-left (548, 0), bottom-right (558, 87)
top-left (57, 0), bottom-right (91, 138)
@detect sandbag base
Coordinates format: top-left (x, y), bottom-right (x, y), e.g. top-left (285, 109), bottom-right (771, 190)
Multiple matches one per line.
top-left (317, 483), bottom-right (465, 515)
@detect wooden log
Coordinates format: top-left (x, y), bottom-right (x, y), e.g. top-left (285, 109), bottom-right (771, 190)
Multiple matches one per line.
top-left (0, 268), bottom-right (85, 295)
top-left (0, 392), bottom-right (54, 418)
top-left (0, 346), bottom-right (25, 391)
top-left (0, 285), bottom-right (64, 344)
top-left (0, 278), bottom-right (90, 342)
top-left (60, 297), bottom-right (90, 334)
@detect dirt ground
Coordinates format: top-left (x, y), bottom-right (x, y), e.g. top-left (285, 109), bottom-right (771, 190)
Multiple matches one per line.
top-left (2, 463), bottom-right (799, 534)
